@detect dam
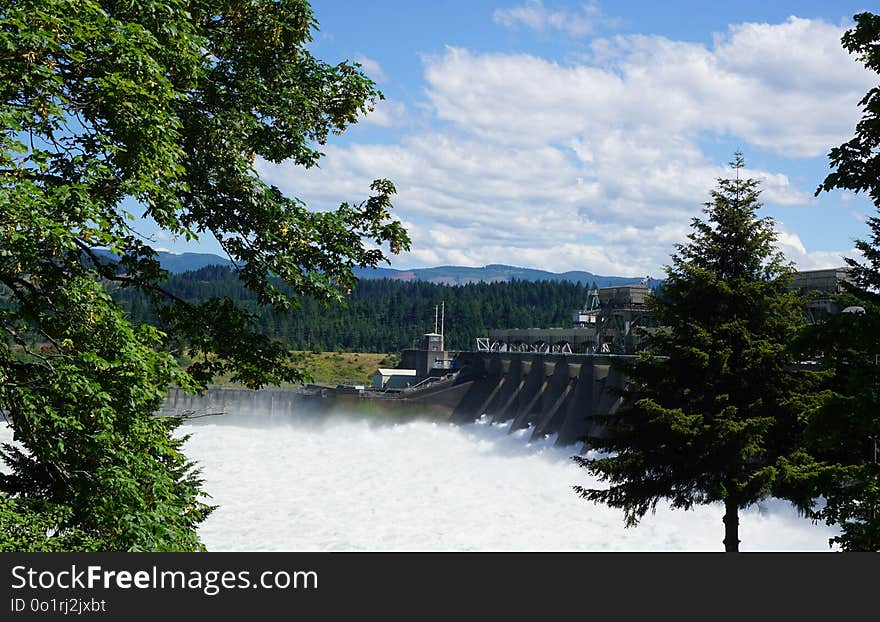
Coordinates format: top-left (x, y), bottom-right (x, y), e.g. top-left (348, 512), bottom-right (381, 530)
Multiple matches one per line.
top-left (159, 352), bottom-right (632, 450)
top-left (157, 286), bottom-right (650, 444)
top-left (158, 267), bottom-right (853, 447)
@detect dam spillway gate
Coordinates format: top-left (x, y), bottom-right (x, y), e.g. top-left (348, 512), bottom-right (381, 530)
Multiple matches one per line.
top-left (449, 352), bottom-right (633, 446)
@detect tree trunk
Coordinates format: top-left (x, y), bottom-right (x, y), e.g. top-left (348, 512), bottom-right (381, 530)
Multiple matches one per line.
top-left (723, 496), bottom-right (740, 552)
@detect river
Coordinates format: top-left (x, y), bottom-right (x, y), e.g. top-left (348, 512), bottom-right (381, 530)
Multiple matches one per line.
top-left (181, 410), bottom-right (839, 552)
top-left (0, 410), bottom-right (840, 551)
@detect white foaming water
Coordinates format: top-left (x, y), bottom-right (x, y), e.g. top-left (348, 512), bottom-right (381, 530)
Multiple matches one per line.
top-left (0, 413), bottom-right (840, 551)
top-left (180, 411), bottom-right (839, 552)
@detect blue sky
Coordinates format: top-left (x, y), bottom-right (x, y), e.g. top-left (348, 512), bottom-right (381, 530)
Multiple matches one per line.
top-left (154, 1), bottom-right (878, 277)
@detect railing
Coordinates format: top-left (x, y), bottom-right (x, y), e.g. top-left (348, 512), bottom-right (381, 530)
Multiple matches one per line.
top-left (399, 371), bottom-right (459, 394)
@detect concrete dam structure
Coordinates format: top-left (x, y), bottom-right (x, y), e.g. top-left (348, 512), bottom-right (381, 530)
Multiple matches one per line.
top-left (449, 352), bottom-right (632, 446)
top-left (158, 352), bottom-right (634, 449)
top-left (157, 386), bottom-right (311, 418)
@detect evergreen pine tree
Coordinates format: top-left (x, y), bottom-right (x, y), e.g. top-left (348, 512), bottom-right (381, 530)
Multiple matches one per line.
top-left (793, 298), bottom-right (880, 551)
top-left (573, 153), bottom-right (818, 551)
top-left (804, 11), bottom-right (880, 551)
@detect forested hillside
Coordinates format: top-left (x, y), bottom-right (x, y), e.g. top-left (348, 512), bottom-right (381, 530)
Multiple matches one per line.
top-left (113, 266), bottom-right (594, 353)
top-left (92, 247), bottom-right (643, 287)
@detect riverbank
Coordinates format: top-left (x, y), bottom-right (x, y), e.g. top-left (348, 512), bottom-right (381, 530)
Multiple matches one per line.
top-left (199, 351), bottom-right (398, 389)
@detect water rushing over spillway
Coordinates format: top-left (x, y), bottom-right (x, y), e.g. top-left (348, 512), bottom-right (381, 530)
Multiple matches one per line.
top-left (178, 411), bottom-right (839, 552)
top-left (0, 411), bottom-right (841, 551)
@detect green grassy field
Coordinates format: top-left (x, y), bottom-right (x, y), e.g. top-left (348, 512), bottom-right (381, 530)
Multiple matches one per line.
top-left (176, 350), bottom-right (400, 388)
top-left (291, 351), bottom-right (400, 387)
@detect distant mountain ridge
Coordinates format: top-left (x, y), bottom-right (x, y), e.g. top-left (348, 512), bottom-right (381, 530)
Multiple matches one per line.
top-left (90, 248), bottom-right (235, 273)
top-left (351, 263), bottom-right (651, 288)
top-left (91, 249), bottom-right (653, 287)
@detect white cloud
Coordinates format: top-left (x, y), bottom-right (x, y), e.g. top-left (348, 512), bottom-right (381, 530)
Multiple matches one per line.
top-left (259, 17), bottom-right (874, 276)
top-left (774, 226), bottom-right (860, 271)
top-left (361, 98), bottom-right (409, 128)
top-left (427, 18), bottom-right (872, 157)
top-left (355, 55), bottom-right (386, 82)
top-left (493, 1), bottom-right (616, 38)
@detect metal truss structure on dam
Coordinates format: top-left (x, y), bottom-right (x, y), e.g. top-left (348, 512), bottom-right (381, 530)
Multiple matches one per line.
top-left (476, 268), bottom-right (854, 356)
top-left (476, 283), bottom-right (657, 355)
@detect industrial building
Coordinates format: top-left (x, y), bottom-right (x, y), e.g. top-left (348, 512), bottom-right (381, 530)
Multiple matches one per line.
top-left (787, 267), bottom-right (854, 322)
top-left (372, 368), bottom-right (418, 389)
